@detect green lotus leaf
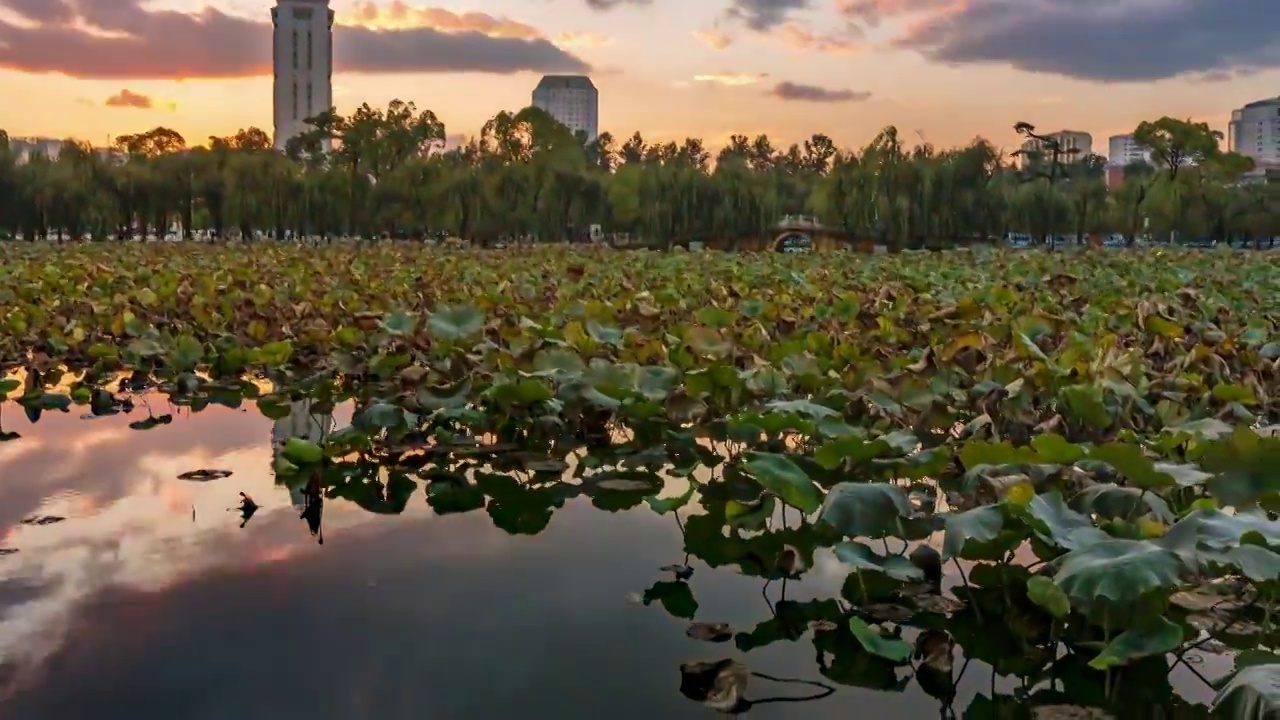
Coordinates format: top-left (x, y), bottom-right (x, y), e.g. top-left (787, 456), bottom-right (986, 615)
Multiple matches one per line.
top-left (646, 483), bottom-right (696, 515)
top-left (1195, 429), bottom-right (1280, 507)
top-left (1025, 576), bottom-right (1070, 619)
top-left (815, 431), bottom-right (918, 470)
top-left (1201, 545), bottom-right (1280, 583)
top-left (1088, 616), bottom-right (1184, 670)
top-left (819, 483), bottom-right (913, 539)
top-left (1212, 664), bottom-right (1280, 719)
top-left (741, 452), bottom-right (823, 513)
top-left (281, 437), bottom-right (324, 465)
top-left (1018, 491), bottom-right (1108, 551)
top-left (380, 309), bottom-right (417, 336)
top-left (642, 580), bottom-right (698, 620)
top-left (833, 541), bottom-right (924, 582)
top-left (427, 305), bottom-right (484, 340)
top-left (1030, 434), bottom-right (1085, 464)
top-left (1054, 539), bottom-right (1182, 606)
top-left (1089, 443), bottom-right (1210, 489)
top-left (941, 506), bottom-right (1005, 561)
top-left (847, 617), bottom-right (913, 663)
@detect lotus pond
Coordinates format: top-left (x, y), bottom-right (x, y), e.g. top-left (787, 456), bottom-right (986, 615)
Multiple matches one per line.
top-left (0, 243), bottom-right (1278, 718)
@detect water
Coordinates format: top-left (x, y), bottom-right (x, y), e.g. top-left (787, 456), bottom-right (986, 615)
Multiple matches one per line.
top-left (0, 401), bottom-right (1225, 718)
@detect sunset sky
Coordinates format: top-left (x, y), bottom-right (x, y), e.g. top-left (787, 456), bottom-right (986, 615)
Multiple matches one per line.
top-left (0, 0), bottom-right (1276, 153)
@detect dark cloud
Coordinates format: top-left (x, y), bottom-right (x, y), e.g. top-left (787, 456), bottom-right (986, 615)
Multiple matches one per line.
top-left (0, 0), bottom-right (588, 79)
top-left (726, 0), bottom-right (810, 31)
top-left (893, 0), bottom-right (1280, 82)
top-left (104, 89), bottom-right (152, 109)
top-left (770, 81), bottom-right (870, 102)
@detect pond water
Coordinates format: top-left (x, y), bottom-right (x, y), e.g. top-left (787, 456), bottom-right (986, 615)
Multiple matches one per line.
top-left (0, 400), bottom-right (1228, 718)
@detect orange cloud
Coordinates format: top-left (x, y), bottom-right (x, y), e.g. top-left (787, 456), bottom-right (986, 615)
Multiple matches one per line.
top-left (693, 30), bottom-right (733, 50)
top-left (693, 72), bottom-right (768, 86)
top-left (341, 1), bottom-right (542, 39)
top-left (104, 88), bottom-right (152, 109)
top-left (777, 22), bottom-right (859, 53)
top-left (555, 31), bottom-right (615, 49)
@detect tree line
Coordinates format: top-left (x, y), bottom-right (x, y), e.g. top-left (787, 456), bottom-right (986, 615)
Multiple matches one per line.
top-left (0, 101), bottom-right (1276, 248)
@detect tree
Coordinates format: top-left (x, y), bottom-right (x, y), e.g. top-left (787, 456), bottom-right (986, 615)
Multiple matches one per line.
top-left (1133, 117), bottom-right (1222, 180)
top-left (2, 107), bottom-right (1274, 249)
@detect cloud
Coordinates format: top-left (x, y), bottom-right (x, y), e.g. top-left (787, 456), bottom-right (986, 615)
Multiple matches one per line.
top-left (835, 0), bottom-right (956, 26)
top-left (885, 0), bottom-right (1280, 82)
top-left (725, 0), bottom-right (811, 31)
top-left (693, 72), bottom-right (769, 86)
top-left (583, 0), bottom-right (652, 8)
top-left (554, 31), bottom-right (615, 49)
top-left (777, 22), bottom-right (859, 53)
top-left (340, 1), bottom-right (540, 39)
top-left (770, 81), bottom-right (870, 102)
top-left (104, 89), bottom-right (152, 109)
top-left (0, 0), bottom-right (588, 79)
top-left (692, 30), bottom-right (733, 50)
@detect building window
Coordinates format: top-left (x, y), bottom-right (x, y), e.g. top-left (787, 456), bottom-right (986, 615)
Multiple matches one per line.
top-left (307, 30), bottom-right (313, 70)
top-left (292, 30), bottom-right (298, 69)
top-left (306, 83), bottom-right (313, 117)
top-left (292, 81), bottom-right (298, 119)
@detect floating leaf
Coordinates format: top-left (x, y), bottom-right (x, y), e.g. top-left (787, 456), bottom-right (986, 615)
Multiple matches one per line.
top-left (687, 623), bottom-right (734, 643)
top-left (742, 452), bottom-right (823, 512)
top-left (176, 469), bottom-right (233, 482)
top-left (848, 617), bottom-right (913, 663)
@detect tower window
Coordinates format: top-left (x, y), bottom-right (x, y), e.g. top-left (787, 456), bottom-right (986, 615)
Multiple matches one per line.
top-left (292, 31), bottom-right (298, 69)
top-left (292, 81), bottom-right (298, 119)
top-left (307, 83), bottom-right (313, 117)
top-left (307, 31), bottom-right (313, 70)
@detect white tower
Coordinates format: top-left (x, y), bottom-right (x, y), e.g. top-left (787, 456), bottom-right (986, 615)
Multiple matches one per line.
top-left (532, 76), bottom-right (599, 141)
top-left (272, 0), bottom-right (334, 152)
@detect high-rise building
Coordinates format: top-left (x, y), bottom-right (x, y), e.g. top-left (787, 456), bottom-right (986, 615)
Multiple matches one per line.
top-left (7, 137), bottom-right (64, 164)
top-left (532, 75), bottom-right (599, 141)
top-left (270, 400), bottom-right (334, 508)
top-left (1107, 134), bottom-right (1152, 166)
top-left (1018, 130), bottom-right (1093, 169)
top-left (1228, 97), bottom-right (1280, 168)
top-left (272, 0), bottom-right (334, 152)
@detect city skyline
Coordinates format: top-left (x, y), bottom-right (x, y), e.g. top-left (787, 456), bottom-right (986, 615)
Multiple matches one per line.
top-left (1, 0), bottom-right (1278, 153)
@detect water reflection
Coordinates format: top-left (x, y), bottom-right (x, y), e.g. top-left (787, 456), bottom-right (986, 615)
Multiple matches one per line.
top-left (0, 399), bottom-right (1227, 718)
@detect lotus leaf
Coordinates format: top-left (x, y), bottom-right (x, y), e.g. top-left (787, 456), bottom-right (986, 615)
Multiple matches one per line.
top-left (1025, 576), bottom-right (1071, 619)
top-left (1212, 664), bottom-right (1280, 719)
top-left (847, 617), bottom-right (914, 663)
top-left (833, 541), bottom-right (924, 582)
top-left (741, 452), bottom-right (823, 513)
top-left (941, 506), bottom-right (1005, 561)
top-left (819, 483), bottom-right (914, 539)
top-left (1054, 539), bottom-right (1182, 606)
top-left (1088, 616), bottom-right (1184, 670)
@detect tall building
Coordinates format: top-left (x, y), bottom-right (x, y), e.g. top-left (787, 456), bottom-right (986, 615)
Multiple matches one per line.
top-left (271, 400), bottom-right (335, 508)
top-left (7, 137), bottom-right (64, 164)
top-left (532, 75), bottom-right (599, 141)
top-left (1018, 130), bottom-right (1093, 169)
top-left (272, 0), bottom-right (334, 152)
top-left (1107, 134), bottom-right (1152, 166)
top-left (1229, 97), bottom-right (1280, 169)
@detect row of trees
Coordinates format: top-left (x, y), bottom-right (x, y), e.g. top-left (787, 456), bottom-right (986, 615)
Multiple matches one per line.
top-left (0, 102), bottom-right (1276, 248)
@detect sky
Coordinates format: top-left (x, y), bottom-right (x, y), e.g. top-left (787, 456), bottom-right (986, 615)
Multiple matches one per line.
top-left (0, 0), bottom-right (1277, 153)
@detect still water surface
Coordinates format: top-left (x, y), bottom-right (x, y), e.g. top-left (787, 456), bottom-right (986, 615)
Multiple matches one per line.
top-left (0, 401), bottom-right (1222, 718)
